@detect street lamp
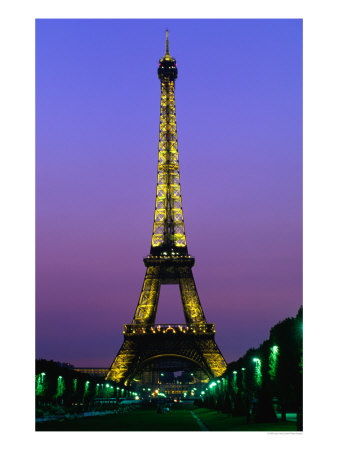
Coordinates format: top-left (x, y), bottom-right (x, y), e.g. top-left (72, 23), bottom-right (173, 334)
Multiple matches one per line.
top-left (241, 367), bottom-right (246, 388)
top-left (232, 370), bottom-right (238, 393)
top-left (269, 346), bottom-right (279, 380)
top-left (253, 358), bottom-right (262, 386)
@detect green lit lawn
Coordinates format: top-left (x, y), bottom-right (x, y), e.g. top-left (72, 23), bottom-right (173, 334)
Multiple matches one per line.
top-left (193, 409), bottom-right (298, 432)
top-left (36, 408), bottom-right (200, 431)
top-left (36, 407), bottom-right (298, 432)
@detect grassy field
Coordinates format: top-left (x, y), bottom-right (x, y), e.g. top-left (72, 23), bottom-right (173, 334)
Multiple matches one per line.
top-left (36, 406), bottom-right (298, 432)
top-left (36, 408), bottom-right (200, 432)
top-left (193, 408), bottom-right (297, 432)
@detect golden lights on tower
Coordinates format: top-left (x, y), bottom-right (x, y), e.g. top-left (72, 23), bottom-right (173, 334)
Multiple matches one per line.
top-left (106, 32), bottom-right (227, 385)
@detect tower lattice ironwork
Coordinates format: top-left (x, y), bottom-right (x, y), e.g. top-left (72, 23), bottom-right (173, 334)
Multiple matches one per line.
top-left (106, 32), bottom-right (227, 385)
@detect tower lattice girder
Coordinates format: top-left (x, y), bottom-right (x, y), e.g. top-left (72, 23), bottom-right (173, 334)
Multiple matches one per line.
top-left (106, 32), bottom-right (226, 385)
top-left (152, 78), bottom-right (186, 248)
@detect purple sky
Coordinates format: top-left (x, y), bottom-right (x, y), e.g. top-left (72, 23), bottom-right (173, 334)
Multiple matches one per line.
top-left (36, 19), bottom-right (302, 367)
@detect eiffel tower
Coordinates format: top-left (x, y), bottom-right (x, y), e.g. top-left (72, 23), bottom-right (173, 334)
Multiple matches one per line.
top-left (106, 31), bottom-right (227, 385)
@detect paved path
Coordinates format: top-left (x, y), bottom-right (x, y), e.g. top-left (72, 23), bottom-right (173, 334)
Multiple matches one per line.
top-left (190, 411), bottom-right (208, 431)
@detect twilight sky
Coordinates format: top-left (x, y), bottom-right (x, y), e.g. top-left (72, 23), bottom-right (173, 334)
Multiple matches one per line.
top-left (36, 19), bottom-right (302, 367)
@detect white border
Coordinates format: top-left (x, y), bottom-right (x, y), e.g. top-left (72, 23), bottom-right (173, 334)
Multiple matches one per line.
top-left (1, 0), bottom-right (337, 448)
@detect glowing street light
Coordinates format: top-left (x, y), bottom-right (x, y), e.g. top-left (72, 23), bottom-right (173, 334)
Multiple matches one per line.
top-left (269, 345), bottom-right (279, 380)
top-left (232, 370), bottom-right (238, 393)
top-left (241, 367), bottom-right (247, 388)
top-left (56, 376), bottom-right (65, 397)
top-left (253, 357), bottom-right (262, 386)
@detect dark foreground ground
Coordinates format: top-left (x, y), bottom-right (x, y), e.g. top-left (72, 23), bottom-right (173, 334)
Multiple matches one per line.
top-left (36, 406), bottom-right (298, 432)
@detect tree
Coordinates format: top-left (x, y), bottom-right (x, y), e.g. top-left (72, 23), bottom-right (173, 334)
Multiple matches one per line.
top-left (254, 383), bottom-right (277, 423)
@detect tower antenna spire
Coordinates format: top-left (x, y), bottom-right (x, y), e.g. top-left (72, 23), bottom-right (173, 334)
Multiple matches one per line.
top-left (165, 29), bottom-right (169, 55)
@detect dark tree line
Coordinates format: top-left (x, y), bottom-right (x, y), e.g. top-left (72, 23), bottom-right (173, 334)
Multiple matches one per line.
top-left (200, 306), bottom-right (303, 429)
top-left (35, 359), bottom-right (132, 414)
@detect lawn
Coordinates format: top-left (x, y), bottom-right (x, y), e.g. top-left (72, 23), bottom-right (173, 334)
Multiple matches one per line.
top-left (193, 408), bottom-right (298, 432)
top-left (36, 407), bottom-right (200, 431)
top-left (36, 406), bottom-right (298, 432)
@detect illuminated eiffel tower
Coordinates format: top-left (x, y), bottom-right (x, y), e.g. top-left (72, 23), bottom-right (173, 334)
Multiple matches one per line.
top-left (106, 31), bottom-right (226, 385)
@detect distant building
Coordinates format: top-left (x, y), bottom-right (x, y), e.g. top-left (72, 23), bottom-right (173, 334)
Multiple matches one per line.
top-left (74, 368), bottom-right (109, 378)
